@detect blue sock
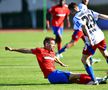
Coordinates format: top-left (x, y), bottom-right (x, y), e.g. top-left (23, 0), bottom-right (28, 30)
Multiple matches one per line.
top-left (106, 59), bottom-right (108, 64)
top-left (58, 45), bottom-right (67, 54)
top-left (89, 57), bottom-right (93, 64)
top-left (85, 64), bottom-right (96, 81)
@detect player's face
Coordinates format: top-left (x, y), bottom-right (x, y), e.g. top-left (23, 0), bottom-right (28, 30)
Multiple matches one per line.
top-left (49, 40), bottom-right (55, 51)
top-left (45, 40), bottom-right (55, 51)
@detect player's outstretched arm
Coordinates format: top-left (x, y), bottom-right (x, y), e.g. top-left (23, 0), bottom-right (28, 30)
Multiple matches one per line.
top-left (5, 46), bottom-right (32, 54)
top-left (46, 11), bottom-right (51, 30)
top-left (99, 14), bottom-right (108, 20)
top-left (66, 16), bottom-right (71, 28)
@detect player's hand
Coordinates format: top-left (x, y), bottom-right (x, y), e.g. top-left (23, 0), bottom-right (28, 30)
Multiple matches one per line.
top-left (61, 63), bottom-right (68, 67)
top-left (5, 46), bottom-right (12, 51)
top-left (46, 24), bottom-right (50, 30)
top-left (46, 20), bottom-right (50, 30)
top-left (67, 21), bottom-right (71, 28)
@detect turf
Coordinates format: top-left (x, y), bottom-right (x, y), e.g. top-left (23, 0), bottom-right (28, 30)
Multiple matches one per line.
top-left (0, 30), bottom-right (108, 90)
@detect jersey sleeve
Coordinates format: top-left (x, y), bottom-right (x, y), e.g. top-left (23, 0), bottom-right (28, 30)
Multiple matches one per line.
top-left (73, 17), bottom-right (84, 30)
top-left (48, 6), bottom-right (55, 14)
top-left (91, 10), bottom-right (99, 21)
top-left (31, 48), bottom-right (41, 55)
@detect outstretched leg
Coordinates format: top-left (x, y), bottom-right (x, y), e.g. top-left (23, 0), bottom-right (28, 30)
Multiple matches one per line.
top-left (81, 54), bottom-right (97, 83)
top-left (99, 49), bottom-right (108, 64)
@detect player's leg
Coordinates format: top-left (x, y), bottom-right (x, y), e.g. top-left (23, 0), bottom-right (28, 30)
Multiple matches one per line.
top-left (100, 49), bottom-right (108, 64)
top-left (96, 76), bottom-right (108, 84)
top-left (98, 40), bottom-right (108, 64)
top-left (69, 72), bottom-right (108, 84)
top-left (55, 35), bottom-right (62, 51)
top-left (69, 73), bottom-right (81, 83)
top-left (52, 26), bottom-right (63, 51)
top-left (82, 44), bottom-right (98, 84)
top-left (69, 73), bottom-right (105, 84)
top-left (96, 71), bottom-right (108, 84)
top-left (81, 54), bottom-right (97, 82)
top-left (55, 34), bottom-right (63, 58)
top-left (69, 73), bottom-right (92, 84)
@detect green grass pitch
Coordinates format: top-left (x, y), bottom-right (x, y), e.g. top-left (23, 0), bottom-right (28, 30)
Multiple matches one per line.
top-left (0, 30), bottom-right (108, 90)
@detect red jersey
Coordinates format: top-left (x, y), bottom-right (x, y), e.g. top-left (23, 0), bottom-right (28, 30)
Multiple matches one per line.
top-left (49, 4), bottom-right (70, 27)
top-left (31, 48), bottom-right (56, 78)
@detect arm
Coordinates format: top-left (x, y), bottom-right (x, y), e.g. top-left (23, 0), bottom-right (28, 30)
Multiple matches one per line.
top-left (98, 14), bottom-right (108, 20)
top-left (54, 56), bottom-right (68, 67)
top-left (46, 10), bottom-right (51, 29)
top-left (5, 46), bottom-right (32, 54)
top-left (66, 15), bottom-right (71, 28)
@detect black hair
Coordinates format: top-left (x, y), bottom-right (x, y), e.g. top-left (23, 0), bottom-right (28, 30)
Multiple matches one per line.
top-left (43, 37), bottom-right (55, 46)
top-left (68, 2), bottom-right (77, 10)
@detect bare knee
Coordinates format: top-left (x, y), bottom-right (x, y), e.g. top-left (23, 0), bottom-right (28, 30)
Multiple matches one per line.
top-left (81, 55), bottom-right (91, 65)
top-left (100, 50), bottom-right (108, 59)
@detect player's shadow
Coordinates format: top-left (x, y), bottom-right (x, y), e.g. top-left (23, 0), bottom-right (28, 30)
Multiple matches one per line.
top-left (0, 83), bottom-right (50, 86)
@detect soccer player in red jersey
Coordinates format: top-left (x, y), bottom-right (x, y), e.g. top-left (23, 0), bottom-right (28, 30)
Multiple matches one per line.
top-left (5, 37), bottom-right (107, 84)
top-left (46, 0), bottom-right (70, 54)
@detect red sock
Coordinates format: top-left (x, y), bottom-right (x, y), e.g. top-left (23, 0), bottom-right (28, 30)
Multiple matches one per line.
top-left (79, 74), bottom-right (92, 84)
top-left (57, 42), bottom-right (62, 51)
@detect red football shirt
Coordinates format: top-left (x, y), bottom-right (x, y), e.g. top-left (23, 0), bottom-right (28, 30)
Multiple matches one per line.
top-left (31, 48), bottom-right (56, 78)
top-left (49, 4), bottom-right (70, 27)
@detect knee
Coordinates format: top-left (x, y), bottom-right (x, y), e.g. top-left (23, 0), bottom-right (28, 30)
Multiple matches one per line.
top-left (81, 57), bottom-right (90, 66)
top-left (81, 58), bottom-right (87, 65)
top-left (55, 37), bottom-right (62, 43)
top-left (103, 50), bottom-right (108, 59)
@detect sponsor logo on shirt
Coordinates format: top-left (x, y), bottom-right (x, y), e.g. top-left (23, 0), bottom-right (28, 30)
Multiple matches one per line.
top-left (44, 56), bottom-right (55, 61)
top-left (56, 14), bottom-right (66, 17)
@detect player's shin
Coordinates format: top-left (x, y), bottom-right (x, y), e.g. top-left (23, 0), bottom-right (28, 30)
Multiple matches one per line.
top-left (57, 44), bottom-right (67, 54)
top-left (106, 57), bottom-right (108, 64)
top-left (85, 64), bottom-right (96, 82)
top-left (57, 42), bottom-right (62, 51)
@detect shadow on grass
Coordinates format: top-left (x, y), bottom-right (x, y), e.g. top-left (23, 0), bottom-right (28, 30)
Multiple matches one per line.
top-left (68, 69), bottom-right (108, 71)
top-left (0, 83), bottom-right (50, 86)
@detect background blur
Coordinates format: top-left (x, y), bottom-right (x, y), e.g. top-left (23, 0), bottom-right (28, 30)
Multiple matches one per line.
top-left (0, 0), bottom-right (108, 29)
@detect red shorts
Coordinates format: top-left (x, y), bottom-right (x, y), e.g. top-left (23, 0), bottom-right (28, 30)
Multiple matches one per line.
top-left (83, 39), bottom-right (107, 56)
